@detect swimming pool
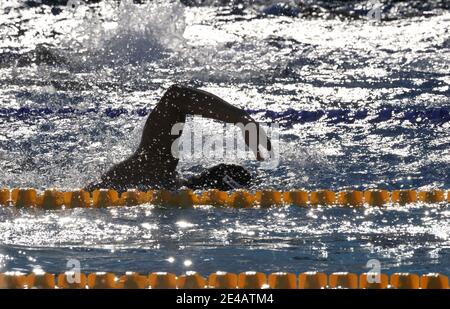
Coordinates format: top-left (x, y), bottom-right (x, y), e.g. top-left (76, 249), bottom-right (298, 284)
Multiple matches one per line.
top-left (0, 0), bottom-right (449, 276)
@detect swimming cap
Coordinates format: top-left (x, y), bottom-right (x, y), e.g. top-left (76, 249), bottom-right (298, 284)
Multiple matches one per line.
top-left (184, 164), bottom-right (252, 191)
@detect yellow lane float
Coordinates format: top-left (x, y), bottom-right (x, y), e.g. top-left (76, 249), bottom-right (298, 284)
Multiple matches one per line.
top-left (0, 188), bottom-right (448, 208)
top-left (0, 271), bottom-right (448, 289)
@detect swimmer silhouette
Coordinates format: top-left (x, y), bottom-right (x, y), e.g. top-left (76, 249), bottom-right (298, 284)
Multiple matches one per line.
top-left (85, 84), bottom-right (272, 192)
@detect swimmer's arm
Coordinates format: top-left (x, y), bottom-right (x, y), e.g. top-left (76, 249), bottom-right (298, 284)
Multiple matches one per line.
top-left (165, 85), bottom-right (272, 160)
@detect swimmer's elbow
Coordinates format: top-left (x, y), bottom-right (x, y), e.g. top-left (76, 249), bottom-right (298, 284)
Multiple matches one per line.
top-left (166, 84), bottom-right (186, 95)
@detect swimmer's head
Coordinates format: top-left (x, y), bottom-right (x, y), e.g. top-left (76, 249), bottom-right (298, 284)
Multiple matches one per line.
top-left (184, 163), bottom-right (252, 191)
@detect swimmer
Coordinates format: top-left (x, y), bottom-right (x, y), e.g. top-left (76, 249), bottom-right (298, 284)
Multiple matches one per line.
top-left (84, 84), bottom-right (272, 192)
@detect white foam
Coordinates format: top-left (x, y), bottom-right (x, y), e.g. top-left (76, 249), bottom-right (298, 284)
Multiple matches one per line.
top-left (63, 0), bottom-right (187, 66)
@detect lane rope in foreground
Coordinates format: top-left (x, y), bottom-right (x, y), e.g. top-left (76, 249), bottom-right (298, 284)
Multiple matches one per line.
top-left (0, 188), bottom-right (449, 208)
top-left (0, 271), bottom-right (448, 289)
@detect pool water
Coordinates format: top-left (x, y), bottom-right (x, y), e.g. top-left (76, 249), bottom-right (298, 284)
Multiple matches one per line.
top-left (0, 0), bottom-right (449, 275)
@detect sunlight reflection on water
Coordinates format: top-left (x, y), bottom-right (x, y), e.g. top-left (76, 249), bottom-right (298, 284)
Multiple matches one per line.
top-left (0, 0), bottom-right (449, 274)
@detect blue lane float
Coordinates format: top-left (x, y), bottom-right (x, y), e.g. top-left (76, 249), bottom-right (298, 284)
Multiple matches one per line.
top-left (0, 106), bottom-right (449, 126)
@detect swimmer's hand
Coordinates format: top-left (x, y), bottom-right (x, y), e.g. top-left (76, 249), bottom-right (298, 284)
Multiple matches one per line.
top-left (240, 119), bottom-right (273, 162)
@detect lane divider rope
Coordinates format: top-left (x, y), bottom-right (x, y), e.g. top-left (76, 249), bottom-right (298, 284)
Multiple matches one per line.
top-left (1, 107), bottom-right (449, 125)
top-left (0, 188), bottom-right (449, 209)
top-left (0, 271), bottom-right (448, 289)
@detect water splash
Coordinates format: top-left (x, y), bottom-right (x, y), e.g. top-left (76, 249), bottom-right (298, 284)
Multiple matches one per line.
top-left (63, 0), bottom-right (187, 66)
